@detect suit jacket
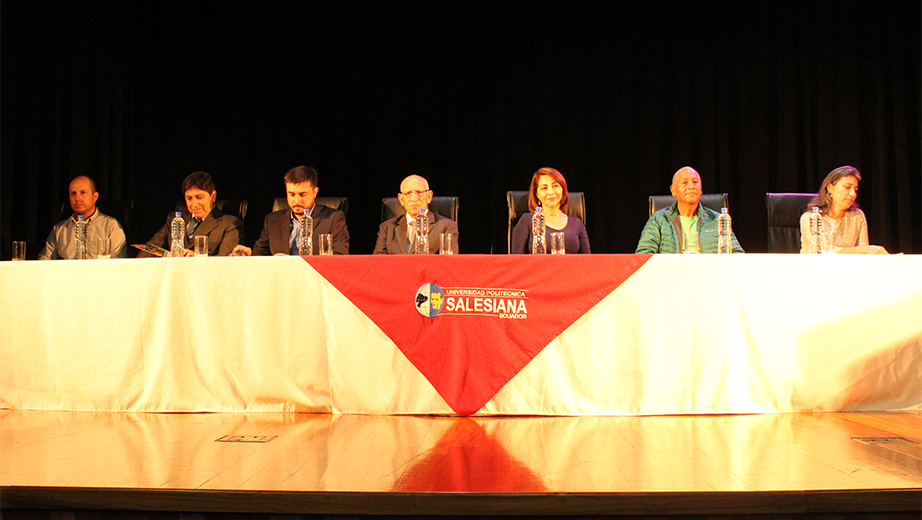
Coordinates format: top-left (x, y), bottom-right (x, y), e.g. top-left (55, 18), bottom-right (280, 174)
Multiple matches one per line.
top-left (374, 211), bottom-right (459, 254)
top-left (252, 205), bottom-right (349, 255)
top-left (139, 206), bottom-right (244, 257)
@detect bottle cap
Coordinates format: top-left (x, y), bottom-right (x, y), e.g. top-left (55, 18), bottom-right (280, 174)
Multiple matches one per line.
top-left (175, 212), bottom-right (182, 216)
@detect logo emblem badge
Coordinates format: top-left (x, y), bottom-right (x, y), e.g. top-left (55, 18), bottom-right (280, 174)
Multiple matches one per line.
top-left (415, 283), bottom-right (445, 317)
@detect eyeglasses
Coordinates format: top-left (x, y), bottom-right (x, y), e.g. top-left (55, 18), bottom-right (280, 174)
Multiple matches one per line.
top-left (400, 189), bottom-right (430, 198)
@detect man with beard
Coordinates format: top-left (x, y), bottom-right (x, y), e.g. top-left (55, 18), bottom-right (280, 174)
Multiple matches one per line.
top-left (232, 165), bottom-right (349, 256)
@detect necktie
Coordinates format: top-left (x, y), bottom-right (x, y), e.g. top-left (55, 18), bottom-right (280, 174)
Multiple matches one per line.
top-left (407, 222), bottom-right (415, 253)
top-left (187, 217), bottom-right (201, 236)
top-left (289, 222), bottom-right (299, 255)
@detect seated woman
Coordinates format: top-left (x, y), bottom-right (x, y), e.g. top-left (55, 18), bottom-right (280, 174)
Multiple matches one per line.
top-left (799, 165), bottom-right (887, 254)
top-left (511, 167), bottom-right (590, 254)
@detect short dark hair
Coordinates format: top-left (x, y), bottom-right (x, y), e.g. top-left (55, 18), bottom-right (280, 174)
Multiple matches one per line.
top-left (181, 171), bottom-right (215, 194)
top-left (284, 165), bottom-right (318, 187)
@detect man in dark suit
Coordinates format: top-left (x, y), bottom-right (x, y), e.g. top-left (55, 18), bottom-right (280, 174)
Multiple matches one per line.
top-left (374, 175), bottom-right (459, 254)
top-left (232, 165), bottom-right (349, 256)
top-left (138, 171), bottom-right (244, 257)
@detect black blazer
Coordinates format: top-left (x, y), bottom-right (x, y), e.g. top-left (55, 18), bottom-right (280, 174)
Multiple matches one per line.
top-left (252, 205), bottom-right (349, 255)
top-left (374, 211), bottom-right (459, 254)
top-left (139, 206), bottom-right (244, 257)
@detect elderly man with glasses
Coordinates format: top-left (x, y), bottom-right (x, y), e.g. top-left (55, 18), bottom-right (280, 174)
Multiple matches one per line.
top-left (374, 175), bottom-right (459, 254)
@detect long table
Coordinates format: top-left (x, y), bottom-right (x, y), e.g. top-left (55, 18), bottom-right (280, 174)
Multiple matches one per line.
top-left (1, 255), bottom-right (920, 415)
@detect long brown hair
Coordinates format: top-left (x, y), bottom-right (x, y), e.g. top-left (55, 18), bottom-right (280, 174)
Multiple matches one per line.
top-left (809, 165), bottom-right (861, 215)
top-left (528, 167), bottom-right (569, 212)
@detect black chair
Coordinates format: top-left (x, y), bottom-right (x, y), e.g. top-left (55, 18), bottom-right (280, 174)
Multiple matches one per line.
top-left (272, 197), bottom-right (349, 216)
top-left (766, 193), bottom-right (815, 253)
top-left (648, 194), bottom-right (728, 217)
top-left (506, 191), bottom-right (586, 254)
top-left (381, 196), bottom-right (459, 223)
top-left (217, 200), bottom-right (247, 220)
top-left (175, 200), bottom-right (248, 220)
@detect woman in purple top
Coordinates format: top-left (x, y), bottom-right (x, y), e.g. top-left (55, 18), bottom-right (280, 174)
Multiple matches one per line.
top-left (511, 168), bottom-right (590, 254)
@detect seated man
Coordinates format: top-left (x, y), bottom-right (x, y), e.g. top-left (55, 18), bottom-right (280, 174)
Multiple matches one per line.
top-left (139, 171), bottom-right (244, 257)
top-left (39, 175), bottom-right (127, 259)
top-left (374, 174), bottom-right (459, 254)
top-left (636, 166), bottom-right (744, 254)
top-left (232, 165), bottom-right (349, 256)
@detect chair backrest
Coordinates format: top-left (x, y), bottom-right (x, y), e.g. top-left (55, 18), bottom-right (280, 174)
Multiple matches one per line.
top-left (506, 191), bottom-right (586, 253)
top-left (216, 200), bottom-right (247, 220)
top-left (766, 192), bottom-right (815, 253)
top-left (175, 200), bottom-right (248, 220)
top-left (381, 196), bottom-right (459, 223)
top-left (272, 197), bottom-right (349, 216)
top-left (648, 193), bottom-right (728, 217)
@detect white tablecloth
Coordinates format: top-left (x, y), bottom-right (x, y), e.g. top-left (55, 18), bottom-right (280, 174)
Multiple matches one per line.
top-left (1, 255), bottom-right (919, 415)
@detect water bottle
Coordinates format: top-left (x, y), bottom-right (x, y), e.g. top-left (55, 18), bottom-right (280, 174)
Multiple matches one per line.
top-left (531, 206), bottom-right (546, 254)
top-left (170, 212), bottom-right (185, 257)
top-left (807, 206), bottom-right (822, 254)
top-left (299, 212), bottom-right (313, 255)
top-left (414, 208), bottom-right (429, 254)
top-left (75, 215), bottom-right (88, 260)
top-left (717, 207), bottom-right (732, 254)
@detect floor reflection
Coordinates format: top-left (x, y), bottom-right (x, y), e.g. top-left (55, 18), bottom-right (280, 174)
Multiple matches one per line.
top-left (395, 418), bottom-right (548, 492)
top-left (1, 409), bottom-right (919, 493)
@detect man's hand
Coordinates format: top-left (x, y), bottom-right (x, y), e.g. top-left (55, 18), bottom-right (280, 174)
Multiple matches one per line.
top-left (230, 245), bottom-right (252, 257)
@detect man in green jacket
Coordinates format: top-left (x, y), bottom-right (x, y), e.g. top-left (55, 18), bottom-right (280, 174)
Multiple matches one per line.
top-left (636, 167), bottom-right (744, 254)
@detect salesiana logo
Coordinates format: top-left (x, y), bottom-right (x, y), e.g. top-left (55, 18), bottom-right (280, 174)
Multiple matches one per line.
top-left (415, 285), bottom-right (528, 320)
top-left (415, 283), bottom-right (446, 317)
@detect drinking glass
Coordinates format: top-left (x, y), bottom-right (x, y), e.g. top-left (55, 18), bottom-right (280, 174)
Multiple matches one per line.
top-left (319, 234), bottom-right (333, 256)
top-left (684, 229), bottom-right (700, 254)
top-left (96, 238), bottom-right (110, 259)
top-left (439, 233), bottom-right (454, 255)
top-left (550, 232), bottom-right (565, 254)
top-left (12, 241), bottom-right (26, 261)
top-left (194, 236), bottom-right (208, 257)
top-left (821, 230), bottom-right (837, 254)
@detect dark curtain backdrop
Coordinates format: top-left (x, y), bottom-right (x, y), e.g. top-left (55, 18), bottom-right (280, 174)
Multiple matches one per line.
top-left (2, 1), bottom-right (919, 257)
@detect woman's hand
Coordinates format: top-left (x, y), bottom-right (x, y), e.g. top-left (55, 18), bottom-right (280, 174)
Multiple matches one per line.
top-left (839, 245), bottom-right (889, 254)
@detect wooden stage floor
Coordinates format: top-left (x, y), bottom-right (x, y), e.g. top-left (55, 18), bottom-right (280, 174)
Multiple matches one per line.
top-left (1, 409), bottom-right (919, 518)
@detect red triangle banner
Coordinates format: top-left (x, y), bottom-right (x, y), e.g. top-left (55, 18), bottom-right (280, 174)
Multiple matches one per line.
top-left (307, 254), bottom-right (651, 415)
